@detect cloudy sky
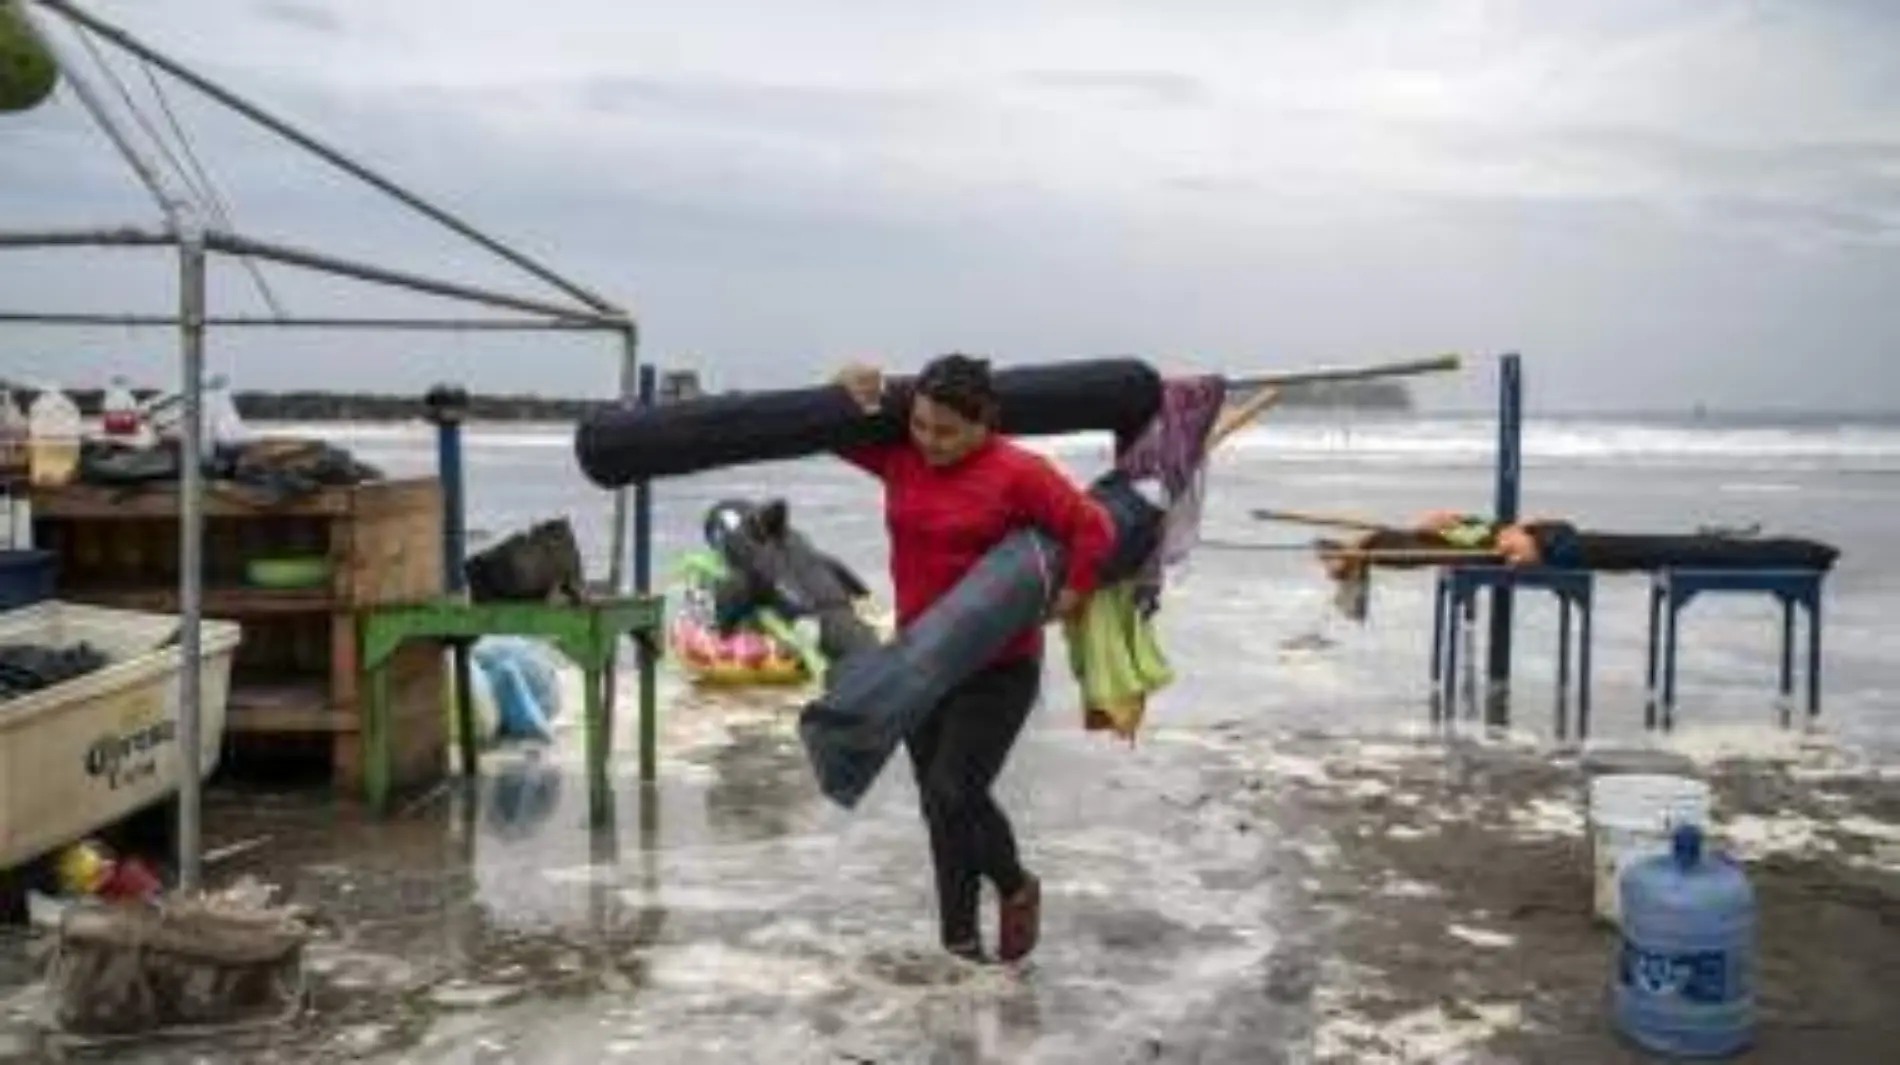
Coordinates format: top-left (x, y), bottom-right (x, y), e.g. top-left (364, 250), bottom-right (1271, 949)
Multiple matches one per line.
top-left (3, 0), bottom-right (1898, 411)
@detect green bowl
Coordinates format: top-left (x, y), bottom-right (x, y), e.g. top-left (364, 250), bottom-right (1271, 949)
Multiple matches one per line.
top-left (245, 555), bottom-right (330, 589)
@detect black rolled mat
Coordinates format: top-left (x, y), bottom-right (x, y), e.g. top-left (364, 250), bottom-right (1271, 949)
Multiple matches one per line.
top-left (573, 358), bottom-right (1163, 488)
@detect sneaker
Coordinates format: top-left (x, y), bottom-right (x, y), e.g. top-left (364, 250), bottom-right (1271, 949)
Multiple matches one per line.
top-left (997, 875), bottom-right (1041, 963)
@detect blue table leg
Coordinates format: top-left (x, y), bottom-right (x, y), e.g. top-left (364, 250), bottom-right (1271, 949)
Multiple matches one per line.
top-left (1807, 593), bottom-right (1823, 723)
top-left (1662, 596), bottom-right (1681, 732)
top-left (1779, 596), bottom-right (1796, 727)
top-left (1555, 598), bottom-right (1572, 741)
top-left (1644, 581), bottom-right (1662, 731)
top-left (1429, 573), bottom-right (1447, 722)
top-left (1578, 591), bottom-right (1594, 741)
top-left (1442, 590), bottom-right (1462, 714)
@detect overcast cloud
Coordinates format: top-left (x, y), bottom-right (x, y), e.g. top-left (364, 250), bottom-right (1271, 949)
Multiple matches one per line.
top-left (2, 0), bottom-right (1898, 411)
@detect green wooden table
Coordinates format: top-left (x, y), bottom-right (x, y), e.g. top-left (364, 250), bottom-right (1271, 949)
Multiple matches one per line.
top-left (359, 595), bottom-right (666, 815)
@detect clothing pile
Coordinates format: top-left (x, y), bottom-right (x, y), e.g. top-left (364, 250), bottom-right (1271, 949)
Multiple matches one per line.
top-left (1061, 375), bottom-right (1227, 740)
top-left (0, 641), bottom-right (111, 703)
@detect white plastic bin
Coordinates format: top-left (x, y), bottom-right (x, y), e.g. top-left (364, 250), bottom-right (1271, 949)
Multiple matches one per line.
top-left (0, 601), bottom-right (242, 869)
top-left (1588, 772), bottom-right (1712, 925)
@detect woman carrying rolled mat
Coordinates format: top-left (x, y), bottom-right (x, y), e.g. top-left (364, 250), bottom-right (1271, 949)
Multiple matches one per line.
top-left (832, 353), bottom-right (1113, 965)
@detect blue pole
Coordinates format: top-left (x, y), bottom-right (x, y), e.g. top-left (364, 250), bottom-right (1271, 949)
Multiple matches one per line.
top-left (424, 384), bottom-right (478, 778)
top-left (1485, 354), bottom-right (1522, 727)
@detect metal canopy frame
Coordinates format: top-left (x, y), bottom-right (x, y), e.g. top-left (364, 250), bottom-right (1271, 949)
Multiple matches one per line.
top-left (1, 0), bottom-right (643, 893)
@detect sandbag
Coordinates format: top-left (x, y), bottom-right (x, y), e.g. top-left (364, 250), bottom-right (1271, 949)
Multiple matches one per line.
top-left (797, 476), bottom-right (1161, 808)
top-left (0, 2), bottom-right (57, 115)
top-left (573, 358), bottom-right (1163, 488)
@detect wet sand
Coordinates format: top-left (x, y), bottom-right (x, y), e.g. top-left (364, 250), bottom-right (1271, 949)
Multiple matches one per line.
top-left (1242, 727), bottom-right (1900, 1063)
top-left (2, 706), bottom-right (1898, 1063)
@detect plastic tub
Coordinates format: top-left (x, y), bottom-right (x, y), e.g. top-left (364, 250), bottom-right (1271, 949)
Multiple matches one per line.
top-left (0, 601), bottom-right (242, 869)
top-left (1589, 773), bottom-right (1712, 925)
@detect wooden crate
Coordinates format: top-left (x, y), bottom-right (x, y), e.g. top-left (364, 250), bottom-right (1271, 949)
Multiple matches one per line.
top-left (31, 478), bottom-right (447, 799)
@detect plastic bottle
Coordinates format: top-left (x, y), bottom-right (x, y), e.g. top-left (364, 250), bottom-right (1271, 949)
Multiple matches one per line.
top-left (204, 372), bottom-right (250, 447)
top-left (26, 383), bottom-right (82, 488)
top-left (100, 374), bottom-right (140, 438)
top-left (1613, 822), bottom-right (1756, 1058)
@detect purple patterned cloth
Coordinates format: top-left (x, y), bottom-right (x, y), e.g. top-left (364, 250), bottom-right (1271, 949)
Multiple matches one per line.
top-left (1113, 375), bottom-right (1228, 609)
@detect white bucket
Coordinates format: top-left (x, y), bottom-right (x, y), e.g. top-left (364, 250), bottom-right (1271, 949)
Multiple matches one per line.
top-left (1588, 773), bottom-right (1712, 925)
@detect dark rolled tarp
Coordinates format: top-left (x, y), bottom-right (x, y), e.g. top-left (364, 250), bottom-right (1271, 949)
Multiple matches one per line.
top-left (1527, 522), bottom-right (1841, 573)
top-left (797, 475), bottom-right (1162, 809)
top-left (574, 358), bottom-right (1163, 488)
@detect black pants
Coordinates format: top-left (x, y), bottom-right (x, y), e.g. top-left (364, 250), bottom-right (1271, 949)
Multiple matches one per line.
top-left (905, 655), bottom-right (1041, 948)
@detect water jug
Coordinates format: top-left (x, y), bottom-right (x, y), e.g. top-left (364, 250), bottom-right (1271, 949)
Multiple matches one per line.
top-left (100, 374), bottom-right (140, 437)
top-left (1614, 822), bottom-right (1756, 1058)
top-left (26, 383), bottom-right (82, 487)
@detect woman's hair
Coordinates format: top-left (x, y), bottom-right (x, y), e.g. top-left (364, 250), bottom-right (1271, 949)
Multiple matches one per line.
top-left (914, 353), bottom-right (998, 426)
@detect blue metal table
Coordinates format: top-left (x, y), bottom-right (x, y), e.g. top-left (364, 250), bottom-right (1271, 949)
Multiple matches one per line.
top-left (1645, 567), bottom-right (1826, 731)
top-left (1433, 565), bottom-right (1595, 740)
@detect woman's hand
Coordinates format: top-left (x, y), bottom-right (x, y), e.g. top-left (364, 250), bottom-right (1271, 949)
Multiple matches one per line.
top-left (834, 362), bottom-right (884, 413)
top-left (1051, 588), bottom-right (1086, 622)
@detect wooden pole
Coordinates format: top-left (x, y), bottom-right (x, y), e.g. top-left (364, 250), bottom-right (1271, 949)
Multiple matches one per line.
top-left (1207, 387), bottom-right (1282, 451)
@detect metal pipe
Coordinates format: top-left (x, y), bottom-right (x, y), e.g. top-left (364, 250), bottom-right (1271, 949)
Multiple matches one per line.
top-left (634, 363), bottom-right (657, 785)
top-left (599, 326), bottom-right (639, 744)
top-left (200, 230), bottom-right (620, 325)
top-left (424, 386), bottom-right (479, 782)
top-left (0, 311), bottom-right (615, 330)
top-left (0, 227), bottom-right (177, 249)
top-left (32, 0), bottom-right (622, 317)
top-left (1485, 353), bottom-right (1523, 727)
top-left (14, 1), bottom-right (182, 225)
top-left (173, 215), bottom-right (207, 895)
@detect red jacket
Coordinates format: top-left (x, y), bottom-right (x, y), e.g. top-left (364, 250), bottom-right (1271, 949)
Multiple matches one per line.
top-left (842, 436), bottom-right (1113, 663)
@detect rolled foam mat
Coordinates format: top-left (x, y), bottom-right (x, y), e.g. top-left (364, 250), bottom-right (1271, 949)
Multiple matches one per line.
top-left (574, 358), bottom-right (1163, 488)
top-left (797, 477), bottom-right (1161, 809)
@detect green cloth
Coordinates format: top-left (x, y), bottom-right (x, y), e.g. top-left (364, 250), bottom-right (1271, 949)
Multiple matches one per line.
top-left (1062, 582), bottom-right (1174, 738)
top-left (674, 550), bottom-right (828, 679)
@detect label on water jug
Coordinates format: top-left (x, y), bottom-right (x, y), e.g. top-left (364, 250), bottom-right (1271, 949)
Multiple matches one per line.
top-left (1618, 940), bottom-right (1749, 1004)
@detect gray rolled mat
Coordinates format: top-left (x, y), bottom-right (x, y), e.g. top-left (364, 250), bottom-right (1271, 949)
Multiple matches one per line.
top-left (798, 528), bottom-right (1062, 809)
top-left (797, 477), bottom-right (1160, 809)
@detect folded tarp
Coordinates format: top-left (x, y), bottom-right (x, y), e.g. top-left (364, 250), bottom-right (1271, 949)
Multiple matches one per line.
top-left (797, 476), bottom-right (1161, 809)
top-left (574, 358), bottom-right (1163, 488)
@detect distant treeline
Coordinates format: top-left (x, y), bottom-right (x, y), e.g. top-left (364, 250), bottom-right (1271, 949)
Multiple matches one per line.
top-left (1227, 379), bottom-right (1413, 411)
top-left (1, 385), bottom-right (606, 423)
top-left (3, 378), bottom-right (1410, 422)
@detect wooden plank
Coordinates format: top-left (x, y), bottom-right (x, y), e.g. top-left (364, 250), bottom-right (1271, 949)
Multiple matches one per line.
top-left (30, 476), bottom-right (440, 520)
top-left (226, 682), bottom-right (357, 734)
top-left (60, 583), bottom-right (335, 616)
top-left (340, 486), bottom-right (444, 607)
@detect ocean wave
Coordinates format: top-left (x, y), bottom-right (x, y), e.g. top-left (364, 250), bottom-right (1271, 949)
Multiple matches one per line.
top-left (264, 417), bottom-right (1900, 472)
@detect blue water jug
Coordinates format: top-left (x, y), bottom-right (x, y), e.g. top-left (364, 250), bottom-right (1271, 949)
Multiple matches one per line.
top-left (1614, 822), bottom-right (1756, 1058)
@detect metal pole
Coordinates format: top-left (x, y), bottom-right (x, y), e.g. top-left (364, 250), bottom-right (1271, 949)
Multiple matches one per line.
top-left (13, 1), bottom-right (183, 224)
top-left (606, 328), bottom-right (638, 598)
top-left (0, 227), bottom-right (177, 249)
top-left (202, 231), bottom-right (618, 325)
top-left (635, 364), bottom-right (658, 785)
top-left (174, 215), bottom-right (207, 894)
top-left (1485, 353), bottom-right (1523, 728)
top-left (0, 311), bottom-right (611, 330)
top-left (424, 386), bottom-right (479, 781)
top-left (34, 0), bottom-right (621, 317)
top-left (599, 326), bottom-right (638, 754)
